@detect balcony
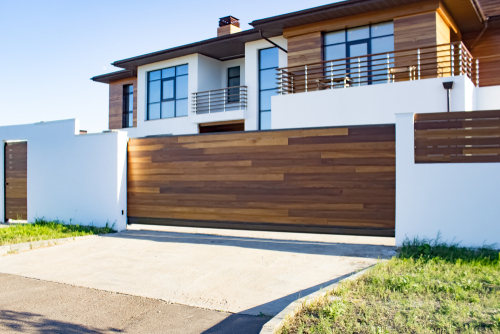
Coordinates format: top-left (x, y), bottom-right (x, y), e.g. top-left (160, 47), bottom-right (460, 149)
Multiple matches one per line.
top-left (192, 86), bottom-right (247, 114)
top-left (277, 42), bottom-right (478, 95)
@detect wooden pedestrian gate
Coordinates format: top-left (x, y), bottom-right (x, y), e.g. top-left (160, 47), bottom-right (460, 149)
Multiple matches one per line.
top-left (127, 125), bottom-right (395, 236)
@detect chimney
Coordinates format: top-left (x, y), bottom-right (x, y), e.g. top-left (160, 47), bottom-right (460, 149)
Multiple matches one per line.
top-left (217, 16), bottom-right (241, 36)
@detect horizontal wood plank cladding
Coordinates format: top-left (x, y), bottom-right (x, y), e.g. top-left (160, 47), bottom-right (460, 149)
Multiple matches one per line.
top-left (464, 24), bottom-right (500, 87)
top-left (477, 0), bottom-right (500, 17)
top-left (414, 110), bottom-right (500, 163)
top-left (128, 125), bottom-right (396, 236)
top-left (283, 0), bottom-right (439, 38)
top-left (4, 142), bottom-right (27, 220)
top-left (109, 77), bottom-right (137, 129)
top-left (287, 32), bottom-right (322, 68)
top-left (394, 12), bottom-right (438, 51)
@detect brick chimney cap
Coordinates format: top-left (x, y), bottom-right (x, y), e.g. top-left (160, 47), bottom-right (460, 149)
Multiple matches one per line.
top-left (219, 16), bottom-right (240, 27)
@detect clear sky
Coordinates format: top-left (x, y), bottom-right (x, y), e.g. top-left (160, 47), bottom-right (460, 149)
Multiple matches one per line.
top-left (0, 0), bottom-right (338, 132)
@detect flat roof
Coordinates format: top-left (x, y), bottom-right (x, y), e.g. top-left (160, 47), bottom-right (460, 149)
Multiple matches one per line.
top-left (91, 70), bottom-right (135, 84)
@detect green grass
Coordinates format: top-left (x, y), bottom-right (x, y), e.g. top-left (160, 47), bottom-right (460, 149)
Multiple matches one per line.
top-left (0, 219), bottom-right (115, 246)
top-left (280, 240), bottom-right (500, 334)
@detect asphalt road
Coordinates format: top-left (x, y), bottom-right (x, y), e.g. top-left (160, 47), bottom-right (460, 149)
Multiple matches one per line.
top-left (0, 273), bottom-right (270, 334)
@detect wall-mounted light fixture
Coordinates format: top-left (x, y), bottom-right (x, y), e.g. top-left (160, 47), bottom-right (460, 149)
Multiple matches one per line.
top-left (442, 81), bottom-right (454, 112)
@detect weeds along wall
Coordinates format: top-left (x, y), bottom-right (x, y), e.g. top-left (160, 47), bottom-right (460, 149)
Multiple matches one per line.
top-left (0, 119), bottom-right (128, 231)
top-left (395, 113), bottom-right (500, 248)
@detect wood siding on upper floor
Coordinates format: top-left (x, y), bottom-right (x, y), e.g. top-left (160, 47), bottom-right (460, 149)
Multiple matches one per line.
top-left (109, 77), bottom-right (137, 130)
top-left (287, 32), bottom-right (322, 68)
top-left (282, 0), bottom-right (461, 70)
top-left (464, 23), bottom-right (500, 87)
top-left (477, 0), bottom-right (500, 17)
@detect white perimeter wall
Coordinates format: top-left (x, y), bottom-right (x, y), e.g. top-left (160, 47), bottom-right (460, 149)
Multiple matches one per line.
top-left (0, 119), bottom-right (128, 231)
top-left (475, 85), bottom-right (500, 110)
top-left (272, 76), bottom-right (476, 129)
top-left (395, 113), bottom-right (500, 248)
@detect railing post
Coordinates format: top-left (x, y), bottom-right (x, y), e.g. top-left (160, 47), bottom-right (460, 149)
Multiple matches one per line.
top-left (291, 74), bottom-right (294, 94)
top-left (208, 91), bottom-right (211, 114)
top-left (239, 87), bottom-right (242, 110)
top-left (279, 69), bottom-right (283, 95)
top-left (386, 54), bottom-right (390, 83)
top-left (357, 57), bottom-right (361, 86)
top-left (450, 44), bottom-right (455, 76)
top-left (417, 48), bottom-right (421, 80)
top-left (476, 58), bottom-right (480, 87)
top-left (304, 65), bottom-right (308, 92)
top-left (223, 89), bottom-right (226, 112)
top-left (459, 43), bottom-right (463, 75)
top-left (330, 62), bottom-right (334, 89)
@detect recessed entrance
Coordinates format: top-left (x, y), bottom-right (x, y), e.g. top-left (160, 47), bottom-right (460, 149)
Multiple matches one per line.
top-left (199, 120), bottom-right (244, 133)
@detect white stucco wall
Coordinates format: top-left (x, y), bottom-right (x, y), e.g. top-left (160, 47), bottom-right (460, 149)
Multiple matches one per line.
top-left (475, 85), bottom-right (500, 110)
top-left (244, 37), bottom-right (287, 131)
top-left (0, 119), bottom-right (128, 231)
top-left (272, 76), bottom-right (476, 129)
top-left (395, 113), bottom-right (500, 248)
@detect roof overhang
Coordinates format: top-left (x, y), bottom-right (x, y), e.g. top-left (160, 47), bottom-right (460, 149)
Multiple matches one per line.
top-left (250, 0), bottom-right (485, 35)
top-left (91, 69), bottom-right (136, 84)
top-left (112, 29), bottom-right (270, 70)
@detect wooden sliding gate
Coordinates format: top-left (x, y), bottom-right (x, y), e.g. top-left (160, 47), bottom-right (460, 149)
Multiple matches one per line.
top-left (127, 125), bottom-right (395, 236)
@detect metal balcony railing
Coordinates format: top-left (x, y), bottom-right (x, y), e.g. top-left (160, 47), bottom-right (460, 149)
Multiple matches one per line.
top-left (192, 86), bottom-right (248, 114)
top-left (277, 42), bottom-right (478, 94)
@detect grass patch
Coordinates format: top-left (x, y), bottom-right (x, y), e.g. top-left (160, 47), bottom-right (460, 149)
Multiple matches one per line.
top-left (0, 219), bottom-right (114, 246)
top-left (280, 240), bottom-right (500, 333)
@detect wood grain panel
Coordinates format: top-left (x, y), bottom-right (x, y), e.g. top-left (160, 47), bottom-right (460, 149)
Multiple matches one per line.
top-left (287, 32), bottom-right (322, 68)
top-left (477, 0), bottom-right (500, 17)
top-left (414, 110), bottom-right (500, 163)
top-left (4, 142), bottom-right (27, 221)
top-left (463, 24), bottom-right (500, 87)
top-left (128, 125), bottom-right (396, 236)
top-left (109, 77), bottom-right (137, 129)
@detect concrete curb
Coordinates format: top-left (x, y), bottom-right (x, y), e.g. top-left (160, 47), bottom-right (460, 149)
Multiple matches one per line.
top-left (260, 265), bottom-right (376, 334)
top-left (0, 235), bottom-right (103, 256)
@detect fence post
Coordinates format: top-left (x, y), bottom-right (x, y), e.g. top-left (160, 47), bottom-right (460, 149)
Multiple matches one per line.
top-left (417, 49), bottom-right (421, 80)
top-left (476, 59), bottom-right (480, 87)
top-left (450, 44), bottom-right (455, 76)
top-left (305, 65), bottom-right (308, 92)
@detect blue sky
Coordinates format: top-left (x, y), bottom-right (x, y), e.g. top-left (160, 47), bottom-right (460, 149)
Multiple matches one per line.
top-left (0, 0), bottom-right (338, 132)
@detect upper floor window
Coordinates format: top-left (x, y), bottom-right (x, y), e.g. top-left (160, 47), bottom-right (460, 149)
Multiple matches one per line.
top-left (324, 22), bottom-right (394, 85)
top-left (122, 84), bottom-right (133, 128)
top-left (227, 66), bottom-right (240, 103)
top-left (147, 64), bottom-right (188, 120)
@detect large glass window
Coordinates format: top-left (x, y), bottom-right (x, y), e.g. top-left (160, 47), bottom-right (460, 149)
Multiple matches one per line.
top-left (147, 64), bottom-right (188, 120)
top-left (324, 22), bottom-right (394, 85)
top-left (227, 66), bottom-right (240, 103)
top-left (259, 48), bottom-right (278, 130)
top-left (122, 84), bottom-right (133, 128)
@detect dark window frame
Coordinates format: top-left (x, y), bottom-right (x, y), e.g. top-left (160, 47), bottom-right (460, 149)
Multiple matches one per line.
top-left (146, 64), bottom-right (188, 120)
top-left (122, 84), bottom-right (133, 128)
top-left (323, 22), bottom-right (394, 85)
top-left (258, 47), bottom-right (279, 131)
top-left (227, 66), bottom-right (241, 103)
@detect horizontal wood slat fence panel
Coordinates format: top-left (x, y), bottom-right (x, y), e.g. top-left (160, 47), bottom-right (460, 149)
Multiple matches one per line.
top-left (128, 125), bottom-right (395, 236)
top-left (414, 110), bottom-right (500, 163)
top-left (4, 142), bottom-right (27, 220)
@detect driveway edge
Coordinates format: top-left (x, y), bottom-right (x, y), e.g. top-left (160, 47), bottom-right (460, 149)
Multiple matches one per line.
top-left (0, 234), bottom-right (110, 256)
top-left (260, 265), bottom-right (376, 334)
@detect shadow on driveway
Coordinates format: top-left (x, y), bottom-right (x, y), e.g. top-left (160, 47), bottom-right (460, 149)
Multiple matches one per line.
top-left (103, 229), bottom-right (395, 259)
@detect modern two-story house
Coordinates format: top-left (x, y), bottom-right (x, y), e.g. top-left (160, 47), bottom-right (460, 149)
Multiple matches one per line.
top-left (92, 0), bottom-right (500, 137)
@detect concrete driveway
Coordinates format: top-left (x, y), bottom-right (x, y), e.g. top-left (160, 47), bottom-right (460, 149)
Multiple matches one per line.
top-left (0, 225), bottom-right (395, 318)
